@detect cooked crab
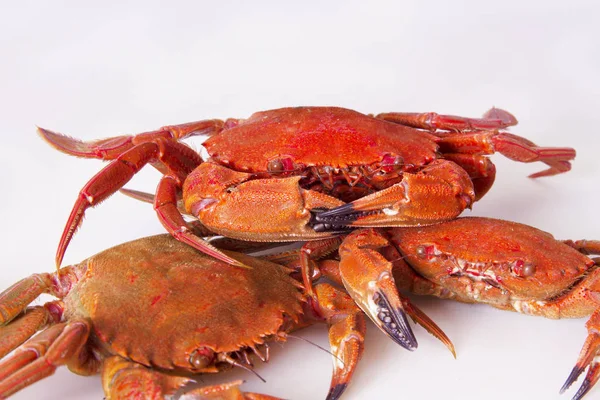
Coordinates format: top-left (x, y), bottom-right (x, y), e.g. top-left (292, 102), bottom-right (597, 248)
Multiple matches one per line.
top-left (39, 106), bottom-right (575, 270)
top-left (0, 233), bottom-right (450, 399)
top-left (328, 217), bottom-right (600, 400)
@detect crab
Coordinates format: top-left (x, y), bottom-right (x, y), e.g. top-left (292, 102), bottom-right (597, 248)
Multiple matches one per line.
top-left (0, 233), bottom-right (454, 399)
top-left (325, 217), bottom-right (600, 400)
top-left (39, 106), bottom-right (576, 272)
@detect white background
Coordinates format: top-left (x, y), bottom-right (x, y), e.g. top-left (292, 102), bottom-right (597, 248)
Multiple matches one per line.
top-left (1, 1), bottom-right (599, 399)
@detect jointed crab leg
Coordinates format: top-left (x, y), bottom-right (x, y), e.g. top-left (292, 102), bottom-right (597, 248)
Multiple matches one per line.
top-left (40, 125), bottom-right (249, 268)
top-left (437, 131), bottom-right (575, 178)
top-left (307, 283), bottom-right (366, 400)
top-left (376, 107), bottom-right (519, 132)
top-left (102, 357), bottom-right (279, 400)
top-left (0, 320), bottom-right (91, 398)
top-left (38, 119), bottom-right (225, 160)
top-left (0, 307), bottom-right (52, 359)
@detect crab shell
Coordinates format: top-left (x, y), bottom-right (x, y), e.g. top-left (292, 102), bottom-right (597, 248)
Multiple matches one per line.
top-left (203, 107), bottom-right (439, 174)
top-left (64, 235), bottom-right (304, 372)
top-left (388, 217), bottom-right (594, 303)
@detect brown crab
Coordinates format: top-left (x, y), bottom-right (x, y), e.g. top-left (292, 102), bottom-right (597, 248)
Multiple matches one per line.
top-left (0, 233), bottom-right (397, 399)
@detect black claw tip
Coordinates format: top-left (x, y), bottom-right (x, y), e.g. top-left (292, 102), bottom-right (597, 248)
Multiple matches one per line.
top-left (571, 364), bottom-right (600, 400)
top-left (316, 203), bottom-right (356, 218)
top-left (310, 208), bottom-right (360, 231)
top-left (326, 383), bottom-right (348, 400)
top-left (561, 366), bottom-right (584, 394)
top-left (573, 382), bottom-right (593, 400)
top-left (374, 291), bottom-right (418, 351)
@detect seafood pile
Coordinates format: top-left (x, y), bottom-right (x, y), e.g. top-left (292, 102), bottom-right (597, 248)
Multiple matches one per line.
top-left (1, 107), bottom-right (596, 399)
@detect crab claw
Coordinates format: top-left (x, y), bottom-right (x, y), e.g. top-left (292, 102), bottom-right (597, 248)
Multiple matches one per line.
top-left (184, 162), bottom-right (347, 242)
top-left (560, 310), bottom-right (600, 400)
top-left (338, 228), bottom-right (418, 351)
top-left (313, 160), bottom-right (474, 230)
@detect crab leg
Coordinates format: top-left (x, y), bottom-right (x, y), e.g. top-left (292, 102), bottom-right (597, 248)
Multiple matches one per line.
top-left (299, 237), bottom-right (344, 301)
top-left (437, 130), bottom-right (575, 177)
top-left (49, 137), bottom-right (244, 268)
top-left (154, 175), bottom-right (249, 268)
top-left (0, 320), bottom-right (91, 398)
top-left (314, 159), bottom-right (474, 228)
top-left (101, 356), bottom-right (191, 398)
top-left (376, 107), bottom-right (519, 132)
top-left (39, 122), bottom-right (250, 268)
top-left (102, 356), bottom-right (280, 399)
top-left (509, 241), bottom-right (600, 400)
top-left (309, 283), bottom-right (367, 400)
top-left (0, 306), bottom-right (53, 359)
top-left (377, 108), bottom-right (575, 177)
top-left (0, 273), bottom-right (55, 325)
top-left (562, 309), bottom-right (600, 400)
top-left (183, 381), bottom-right (282, 400)
top-left (38, 119), bottom-right (225, 160)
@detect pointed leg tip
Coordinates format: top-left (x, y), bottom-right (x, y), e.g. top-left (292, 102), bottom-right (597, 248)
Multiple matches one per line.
top-left (449, 345), bottom-right (457, 359)
top-left (55, 256), bottom-right (63, 271)
top-left (326, 383), bottom-right (348, 400)
top-left (37, 126), bottom-right (64, 145)
top-left (231, 259), bottom-right (252, 270)
top-left (36, 126), bottom-right (54, 137)
top-left (528, 171), bottom-right (551, 179)
top-left (483, 107), bottom-right (518, 126)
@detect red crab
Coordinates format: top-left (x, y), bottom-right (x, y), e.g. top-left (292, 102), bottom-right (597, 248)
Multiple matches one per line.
top-left (39, 106), bottom-right (576, 357)
top-left (39, 106), bottom-right (575, 272)
top-left (331, 217), bottom-right (600, 400)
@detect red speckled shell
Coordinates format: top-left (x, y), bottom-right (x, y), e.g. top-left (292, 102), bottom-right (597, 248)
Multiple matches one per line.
top-left (64, 235), bottom-right (303, 372)
top-left (204, 107), bottom-right (439, 172)
top-left (390, 217), bottom-right (594, 300)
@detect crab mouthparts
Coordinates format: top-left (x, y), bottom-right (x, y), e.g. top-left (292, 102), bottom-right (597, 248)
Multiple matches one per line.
top-left (372, 291), bottom-right (418, 351)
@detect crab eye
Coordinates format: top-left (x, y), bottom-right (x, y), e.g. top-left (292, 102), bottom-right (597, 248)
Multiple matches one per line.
top-left (522, 263), bottom-right (536, 276)
top-left (511, 260), bottom-right (536, 277)
top-left (267, 158), bottom-right (285, 173)
top-left (381, 154), bottom-right (405, 172)
top-left (267, 157), bottom-right (296, 174)
top-left (189, 347), bottom-right (215, 369)
top-left (416, 244), bottom-right (435, 259)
